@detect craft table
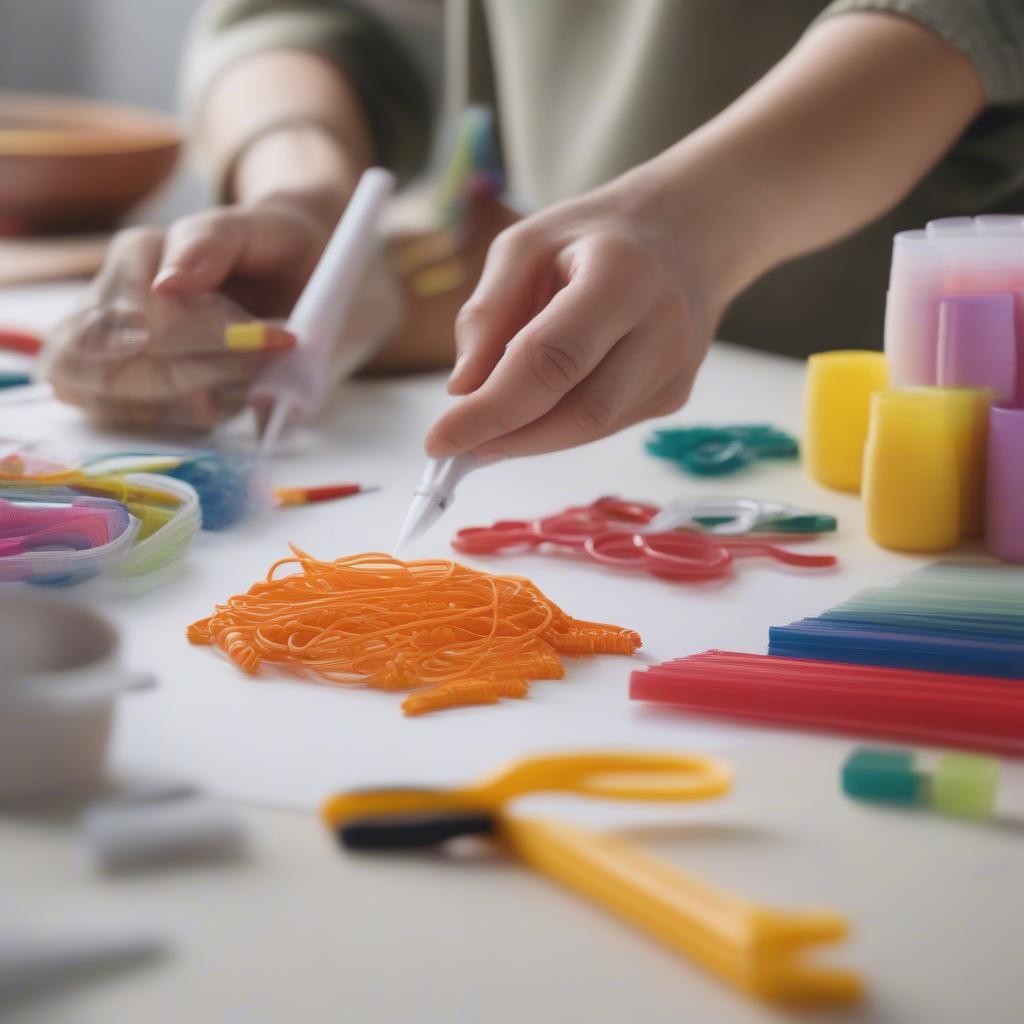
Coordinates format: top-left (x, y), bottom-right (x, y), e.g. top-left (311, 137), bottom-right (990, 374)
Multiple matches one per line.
top-left (1, 281), bottom-right (1022, 1024)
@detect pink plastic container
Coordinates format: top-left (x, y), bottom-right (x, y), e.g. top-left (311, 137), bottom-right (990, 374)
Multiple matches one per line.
top-left (937, 294), bottom-right (1018, 403)
top-left (885, 218), bottom-right (1024, 397)
top-left (986, 405), bottom-right (1024, 562)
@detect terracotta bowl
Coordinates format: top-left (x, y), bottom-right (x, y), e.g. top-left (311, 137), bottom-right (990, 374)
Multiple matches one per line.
top-left (0, 94), bottom-right (182, 235)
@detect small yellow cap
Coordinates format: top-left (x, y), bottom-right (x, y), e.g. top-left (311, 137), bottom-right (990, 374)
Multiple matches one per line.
top-left (224, 323), bottom-right (267, 352)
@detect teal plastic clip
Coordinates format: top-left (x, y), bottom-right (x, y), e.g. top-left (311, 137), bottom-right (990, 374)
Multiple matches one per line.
top-left (646, 425), bottom-right (799, 477)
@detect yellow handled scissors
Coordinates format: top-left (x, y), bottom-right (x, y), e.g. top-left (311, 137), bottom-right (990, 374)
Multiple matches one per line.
top-left (323, 751), bottom-right (862, 1006)
top-left (324, 750), bottom-right (728, 823)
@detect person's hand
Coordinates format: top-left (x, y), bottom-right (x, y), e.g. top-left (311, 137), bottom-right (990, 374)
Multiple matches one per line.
top-left (45, 192), bottom-right (400, 431)
top-left (148, 190), bottom-right (338, 317)
top-left (425, 179), bottom-right (714, 459)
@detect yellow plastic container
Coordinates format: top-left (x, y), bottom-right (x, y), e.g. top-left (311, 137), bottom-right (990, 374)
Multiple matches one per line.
top-left (930, 387), bottom-right (992, 538)
top-left (804, 351), bottom-right (888, 492)
top-left (862, 389), bottom-right (961, 552)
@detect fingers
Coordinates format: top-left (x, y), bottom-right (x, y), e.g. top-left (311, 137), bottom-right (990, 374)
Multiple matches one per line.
top-left (474, 305), bottom-right (695, 457)
top-left (429, 234), bottom-right (655, 456)
top-left (94, 227), bottom-right (165, 301)
top-left (152, 210), bottom-right (247, 296)
top-left (65, 348), bottom-right (260, 432)
top-left (446, 224), bottom-right (549, 395)
top-left (47, 212), bottom-right (312, 430)
top-left (90, 384), bottom-right (245, 433)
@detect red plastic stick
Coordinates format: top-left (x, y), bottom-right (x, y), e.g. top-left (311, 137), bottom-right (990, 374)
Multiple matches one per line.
top-left (0, 327), bottom-right (44, 356)
top-left (631, 651), bottom-right (1024, 757)
top-left (275, 484), bottom-right (372, 507)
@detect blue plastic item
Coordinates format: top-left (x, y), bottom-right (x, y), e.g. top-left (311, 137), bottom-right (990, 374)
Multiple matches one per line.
top-left (768, 618), bottom-right (1024, 680)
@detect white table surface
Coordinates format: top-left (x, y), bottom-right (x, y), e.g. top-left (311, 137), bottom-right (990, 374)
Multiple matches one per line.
top-left (2, 282), bottom-right (1023, 1024)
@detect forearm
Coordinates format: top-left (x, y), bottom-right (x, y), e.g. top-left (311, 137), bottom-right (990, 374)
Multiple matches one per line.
top-left (632, 12), bottom-right (985, 319)
top-left (194, 48), bottom-right (374, 219)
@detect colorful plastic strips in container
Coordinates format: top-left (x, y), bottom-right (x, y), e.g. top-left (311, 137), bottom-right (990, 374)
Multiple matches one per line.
top-left (768, 562), bottom-right (1024, 680)
top-left (884, 216), bottom-right (1024, 396)
top-left (629, 650), bottom-right (1024, 757)
top-left (0, 474), bottom-right (199, 586)
top-left (645, 425), bottom-right (798, 476)
top-left (79, 450), bottom-right (255, 530)
top-left (0, 489), bottom-right (136, 585)
top-left (188, 550), bottom-right (642, 716)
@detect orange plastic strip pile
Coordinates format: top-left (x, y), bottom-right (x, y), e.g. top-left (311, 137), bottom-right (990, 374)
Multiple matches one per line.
top-left (187, 548), bottom-right (642, 715)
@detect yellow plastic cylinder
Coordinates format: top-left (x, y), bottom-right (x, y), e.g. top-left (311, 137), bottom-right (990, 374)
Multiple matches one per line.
top-left (803, 351), bottom-right (889, 492)
top-left (862, 389), bottom-right (961, 552)
top-left (929, 387), bottom-right (992, 538)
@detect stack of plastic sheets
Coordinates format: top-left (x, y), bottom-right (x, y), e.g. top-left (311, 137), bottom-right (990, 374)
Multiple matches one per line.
top-left (767, 562), bottom-right (1024, 680)
top-left (631, 562), bottom-right (1024, 753)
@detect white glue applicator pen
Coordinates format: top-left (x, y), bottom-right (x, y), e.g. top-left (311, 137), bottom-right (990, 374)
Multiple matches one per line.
top-left (395, 452), bottom-right (498, 552)
top-left (250, 167), bottom-right (396, 454)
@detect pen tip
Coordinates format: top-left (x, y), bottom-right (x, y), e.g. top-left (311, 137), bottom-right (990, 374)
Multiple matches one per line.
top-left (252, 398), bottom-right (271, 439)
top-left (393, 527), bottom-right (415, 556)
top-left (257, 399), bottom-right (292, 458)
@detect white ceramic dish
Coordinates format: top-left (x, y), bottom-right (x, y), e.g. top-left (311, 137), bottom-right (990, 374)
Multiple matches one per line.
top-left (0, 593), bottom-right (153, 802)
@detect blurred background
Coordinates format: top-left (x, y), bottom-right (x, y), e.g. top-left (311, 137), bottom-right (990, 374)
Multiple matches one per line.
top-left (0, 0), bottom-right (204, 218)
top-left (0, 0), bottom-right (443, 222)
top-left (0, 0), bottom-right (199, 111)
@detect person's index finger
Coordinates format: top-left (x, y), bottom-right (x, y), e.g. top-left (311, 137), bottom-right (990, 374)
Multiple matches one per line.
top-left (153, 211), bottom-right (244, 296)
top-left (426, 247), bottom-right (650, 456)
top-left (98, 227), bottom-right (166, 299)
top-left (447, 225), bottom-right (547, 395)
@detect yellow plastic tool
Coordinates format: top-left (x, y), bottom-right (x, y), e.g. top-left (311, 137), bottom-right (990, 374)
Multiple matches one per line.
top-left (804, 350), bottom-right (888, 492)
top-left (863, 388), bottom-right (962, 551)
top-left (324, 752), bottom-right (862, 1007)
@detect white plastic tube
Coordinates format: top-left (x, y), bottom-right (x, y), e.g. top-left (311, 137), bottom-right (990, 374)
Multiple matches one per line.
top-left (251, 167), bottom-right (396, 452)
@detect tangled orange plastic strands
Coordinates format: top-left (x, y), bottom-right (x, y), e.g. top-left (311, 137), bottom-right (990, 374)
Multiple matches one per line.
top-left (188, 549), bottom-right (642, 715)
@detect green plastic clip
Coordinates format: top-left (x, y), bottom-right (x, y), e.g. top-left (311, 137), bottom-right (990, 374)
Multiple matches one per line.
top-left (841, 748), bottom-right (923, 805)
top-left (930, 753), bottom-right (999, 820)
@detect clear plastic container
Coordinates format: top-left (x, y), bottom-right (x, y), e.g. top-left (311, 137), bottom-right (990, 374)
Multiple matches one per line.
top-left (884, 217), bottom-right (1024, 400)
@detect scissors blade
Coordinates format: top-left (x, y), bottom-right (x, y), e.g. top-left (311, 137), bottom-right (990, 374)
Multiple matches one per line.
top-left (643, 498), bottom-right (764, 536)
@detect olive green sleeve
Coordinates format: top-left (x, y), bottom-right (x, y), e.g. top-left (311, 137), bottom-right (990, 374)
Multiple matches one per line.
top-left (817, 0), bottom-right (1024, 103)
top-left (182, 0), bottom-right (433, 190)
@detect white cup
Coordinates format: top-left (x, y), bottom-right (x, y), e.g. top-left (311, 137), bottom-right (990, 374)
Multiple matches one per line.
top-left (0, 594), bottom-right (153, 803)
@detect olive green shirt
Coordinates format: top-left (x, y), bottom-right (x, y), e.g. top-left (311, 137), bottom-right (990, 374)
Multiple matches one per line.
top-left (182, 0), bottom-right (1024, 356)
